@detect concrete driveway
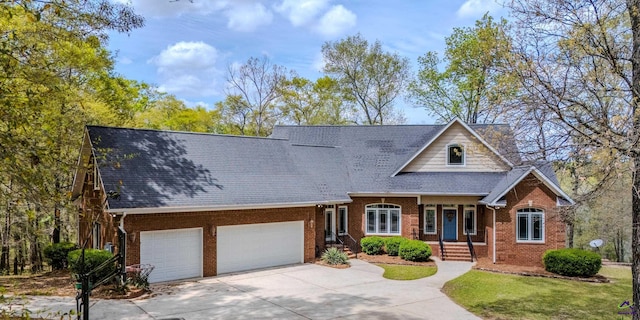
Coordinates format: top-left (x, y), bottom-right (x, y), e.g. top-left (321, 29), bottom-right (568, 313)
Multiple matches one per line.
top-left (16, 259), bottom-right (479, 320)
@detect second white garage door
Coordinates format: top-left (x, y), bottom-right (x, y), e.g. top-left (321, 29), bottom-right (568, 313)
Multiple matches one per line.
top-left (140, 228), bottom-right (203, 283)
top-left (217, 221), bottom-right (304, 274)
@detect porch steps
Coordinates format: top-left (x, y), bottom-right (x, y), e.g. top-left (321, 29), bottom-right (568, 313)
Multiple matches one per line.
top-left (441, 243), bottom-right (472, 262)
top-left (326, 244), bottom-right (357, 259)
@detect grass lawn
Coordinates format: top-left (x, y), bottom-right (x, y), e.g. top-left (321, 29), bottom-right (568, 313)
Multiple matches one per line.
top-left (442, 266), bottom-right (632, 320)
top-left (376, 264), bottom-right (437, 280)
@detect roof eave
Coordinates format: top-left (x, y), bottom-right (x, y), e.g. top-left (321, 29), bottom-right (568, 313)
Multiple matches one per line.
top-left (106, 199), bottom-right (353, 215)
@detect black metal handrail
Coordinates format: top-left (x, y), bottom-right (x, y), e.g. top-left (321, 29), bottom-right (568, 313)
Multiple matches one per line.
top-left (466, 229), bottom-right (477, 262)
top-left (325, 231), bottom-right (360, 258)
top-left (438, 234), bottom-right (445, 261)
top-left (340, 233), bottom-right (360, 258)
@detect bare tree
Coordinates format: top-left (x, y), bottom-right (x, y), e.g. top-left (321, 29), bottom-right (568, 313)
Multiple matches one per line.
top-left (507, 0), bottom-right (640, 315)
top-left (220, 56), bottom-right (288, 136)
top-left (322, 34), bottom-right (410, 125)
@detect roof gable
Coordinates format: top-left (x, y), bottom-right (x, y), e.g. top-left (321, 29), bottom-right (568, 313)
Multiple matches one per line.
top-left (479, 166), bottom-right (575, 207)
top-left (392, 119), bottom-right (514, 176)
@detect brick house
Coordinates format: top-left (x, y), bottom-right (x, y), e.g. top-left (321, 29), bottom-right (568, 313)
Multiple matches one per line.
top-left (71, 119), bottom-right (573, 283)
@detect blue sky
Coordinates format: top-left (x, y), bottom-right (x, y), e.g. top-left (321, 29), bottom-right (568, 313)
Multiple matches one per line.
top-left (108, 0), bottom-right (507, 124)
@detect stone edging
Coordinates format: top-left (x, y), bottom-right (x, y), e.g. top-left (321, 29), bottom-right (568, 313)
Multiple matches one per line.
top-left (473, 267), bottom-right (610, 283)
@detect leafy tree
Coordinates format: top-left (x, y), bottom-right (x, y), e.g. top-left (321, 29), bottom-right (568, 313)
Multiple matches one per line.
top-left (279, 75), bottom-right (353, 125)
top-left (134, 93), bottom-right (223, 133)
top-left (507, 0), bottom-right (640, 315)
top-left (408, 14), bottom-right (518, 124)
top-left (322, 33), bottom-right (409, 125)
top-left (217, 56), bottom-right (289, 136)
top-left (0, 0), bottom-right (144, 273)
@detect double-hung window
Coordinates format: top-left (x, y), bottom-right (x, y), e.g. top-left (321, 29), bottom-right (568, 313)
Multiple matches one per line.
top-left (516, 208), bottom-right (544, 242)
top-left (463, 205), bottom-right (476, 235)
top-left (424, 204), bottom-right (436, 234)
top-left (366, 204), bottom-right (401, 235)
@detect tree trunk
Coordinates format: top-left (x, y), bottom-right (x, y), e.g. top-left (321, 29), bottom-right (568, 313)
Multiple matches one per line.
top-left (566, 223), bottom-right (574, 248)
top-left (0, 203), bottom-right (10, 273)
top-left (626, 1), bottom-right (640, 317)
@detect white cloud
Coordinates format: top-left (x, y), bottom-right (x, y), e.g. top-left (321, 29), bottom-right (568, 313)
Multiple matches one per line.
top-left (311, 52), bottom-right (325, 72)
top-left (315, 5), bottom-right (356, 37)
top-left (456, 0), bottom-right (501, 18)
top-left (275, 0), bottom-right (329, 27)
top-left (225, 2), bottom-right (274, 32)
top-left (149, 41), bottom-right (221, 97)
top-left (122, 0), bottom-right (226, 18)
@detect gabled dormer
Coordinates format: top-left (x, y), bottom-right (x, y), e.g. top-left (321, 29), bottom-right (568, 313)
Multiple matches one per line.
top-left (393, 118), bottom-right (514, 175)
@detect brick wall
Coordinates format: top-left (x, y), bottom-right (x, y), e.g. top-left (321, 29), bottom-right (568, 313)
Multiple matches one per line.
top-left (494, 174), bottom-right (566, 267)
top-left (124, 206), bottom-right (316, 276)
top-left (78, 169), bottom-right (118, 250)
top-left (345, 197), bottom-right (419, 242)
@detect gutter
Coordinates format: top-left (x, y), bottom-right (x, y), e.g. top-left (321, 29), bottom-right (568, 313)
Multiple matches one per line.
top-left (106, 199), bottom-right (350, 215)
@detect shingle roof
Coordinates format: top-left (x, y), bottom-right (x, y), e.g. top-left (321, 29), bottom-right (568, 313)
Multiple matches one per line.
top-left (88, 126), bottom-right (351, 210)
top-left (83, 122), bottom-right (568, 211)
top-left (270, 124), bottom-right (523, 194)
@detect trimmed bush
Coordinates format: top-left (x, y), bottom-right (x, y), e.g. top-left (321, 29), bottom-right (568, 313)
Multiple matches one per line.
top-left (543, 248), bottom-right (602, 277)
top-left (67, 249), bottom-right (116, 283)
top-left (321, 247), bottom-right (349, 265)
top-left (384, 236), bottom-right (408, 256)
top-left (398, 240), bottom-right (432, 262)
top-left (361, 236), bottom-right (385, 255)
top-left (44, 242), bottom-right (78, 270)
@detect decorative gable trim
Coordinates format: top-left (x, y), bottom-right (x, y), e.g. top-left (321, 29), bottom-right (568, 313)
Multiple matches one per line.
top-left (391, 118), bottom-right (514, 176)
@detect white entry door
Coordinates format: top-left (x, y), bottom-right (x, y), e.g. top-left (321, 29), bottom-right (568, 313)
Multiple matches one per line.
top-left (140, 228), bottom-right (203, 283)
top-left (217, 221), bottom-right (304, 274)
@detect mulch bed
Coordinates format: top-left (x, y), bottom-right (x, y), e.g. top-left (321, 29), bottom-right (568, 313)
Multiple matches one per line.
top-left (314, 259), bottom-right (351, 269)
top-left (473, 257), bottom-right (610, 283)
top-left (356, 253), bottom-right (437, 267)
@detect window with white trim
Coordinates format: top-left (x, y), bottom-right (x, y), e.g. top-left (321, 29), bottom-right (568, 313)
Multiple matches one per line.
top-left (366, 204), bottom-right (401, 235)
top-left (463, 205), bottom-right (476, 235)
top-left (517, 208), bottom-right (544, 242)
top-left (447, 144), bottom-right (465, 165)
top-left (424, 204), bottom-right (436, 234)
top-left (338, 206), bottom-right (348, 235)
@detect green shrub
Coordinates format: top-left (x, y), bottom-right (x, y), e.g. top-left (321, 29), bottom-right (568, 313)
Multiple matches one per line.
top-left (43, 242), bottom-right (78, 270)
top-left (321, 247), bottom-right (349, 265)
top-left (361, 236), bottom-right (385, 255)
top-left (543, 248), bottom-right (602, 277)
top-left (384, 236), bottom-right (408, 256)
top-left (399, 240), bottom-right (432, 262)
top-left (67, 249), bottom-right (116, 283)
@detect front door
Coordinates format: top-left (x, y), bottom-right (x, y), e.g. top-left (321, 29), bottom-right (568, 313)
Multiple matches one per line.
top-left (443, 209), bottom-right (457, 241)
top-left (325, 207), bottom-right (335, 242)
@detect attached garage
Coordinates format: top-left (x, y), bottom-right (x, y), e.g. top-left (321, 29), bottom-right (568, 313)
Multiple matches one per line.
top-left (140, 228), bottom-right (203, 283)
top-left (217, 221), bottom-right (304, 274)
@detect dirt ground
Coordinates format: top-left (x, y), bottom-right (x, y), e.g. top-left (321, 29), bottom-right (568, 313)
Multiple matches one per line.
top-left (0, 269), bottom-right (144, 298)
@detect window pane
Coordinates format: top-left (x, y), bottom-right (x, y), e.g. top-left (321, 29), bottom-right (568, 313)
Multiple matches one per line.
top-left (379, 210), bottom-right (388, 233)
top-left (338, 208), bottom-right (347, 233)
top-left (391, 210), bottom-right (400, 233)
top-left (448, 145), bottom-right (463, 164)
top-left (367, 210), bottom-right (376, 233)
top-left (518, 214), bottom-right (528, 240)
top-left (425, 209), bottom-right (435, 233)
top-left (532, 214), bottom-right (542, 240)
top-left (464, 210), bottom-right (474, 233)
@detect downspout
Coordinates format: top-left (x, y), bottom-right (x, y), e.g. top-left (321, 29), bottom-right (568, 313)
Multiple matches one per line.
top-left (488, 206), bottom-right (497, 264)
top-left (119, 212), bottom-right (127, 229)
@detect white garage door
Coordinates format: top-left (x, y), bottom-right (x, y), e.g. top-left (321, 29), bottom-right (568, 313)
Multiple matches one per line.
top-left (140, 228), bottom-right (203, 283)
top-left (217, 221), bottom-right (304, 274)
